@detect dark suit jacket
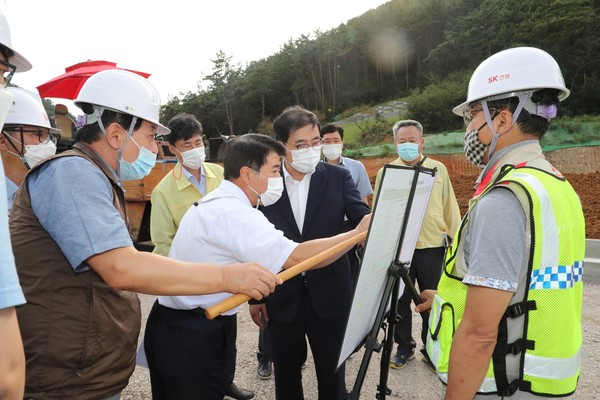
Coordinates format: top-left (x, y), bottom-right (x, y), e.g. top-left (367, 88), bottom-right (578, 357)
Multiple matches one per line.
top-left (259, 161), bottom-right (371, 323)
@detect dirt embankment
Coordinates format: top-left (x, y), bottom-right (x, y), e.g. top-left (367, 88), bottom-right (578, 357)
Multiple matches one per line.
top-left (359, 146), bottom-right (600, 239)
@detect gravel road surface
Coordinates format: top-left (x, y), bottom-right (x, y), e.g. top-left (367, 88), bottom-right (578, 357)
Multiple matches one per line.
top-left (122, 280), bottom-right (600, 399)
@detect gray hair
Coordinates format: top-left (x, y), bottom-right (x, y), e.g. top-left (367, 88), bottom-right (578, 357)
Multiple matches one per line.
top-left (392, 119), bottom-right (423, 140)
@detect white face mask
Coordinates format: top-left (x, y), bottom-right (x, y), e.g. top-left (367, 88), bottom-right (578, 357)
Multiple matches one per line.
top-left (260, 176), bottom-right (284, 206)
top-left (248, 169), bottom-right (284, 207)
top-left (289, 146), bottom-right (322, 173)
top-left (24, 141), bottom-right (57, 168)
top-left (180, 147), bottom-right (206, 169)
top-left (322, 143), bottom-right (343, 160)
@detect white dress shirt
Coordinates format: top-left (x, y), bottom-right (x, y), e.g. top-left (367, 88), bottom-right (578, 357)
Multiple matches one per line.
top-left (282, 163), bottom-right (313, 233)
top-left (158, 180), bottom-right (298, 315)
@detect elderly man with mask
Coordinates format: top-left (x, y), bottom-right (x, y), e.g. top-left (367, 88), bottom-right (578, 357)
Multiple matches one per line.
top-left (373, 119), bottom-right (460, 369)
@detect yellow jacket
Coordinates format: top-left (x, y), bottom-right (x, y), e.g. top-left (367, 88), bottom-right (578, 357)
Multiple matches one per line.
top-left (373, 156), bottom-right (461, 249)
top-left (150, 162), bottom-right (224, 256)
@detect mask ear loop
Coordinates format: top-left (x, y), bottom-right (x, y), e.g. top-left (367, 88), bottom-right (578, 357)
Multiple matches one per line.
top-left (114, 114), bottom-right (138, 179)
top-left (246, 168), bottom-right (264, 208)
top-left (482, 91), bottom-right (531, 160)
top-left (2, 129), bottom-right (30, 168)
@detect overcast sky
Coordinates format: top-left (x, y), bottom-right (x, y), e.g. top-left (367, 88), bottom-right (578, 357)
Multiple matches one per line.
top-left (6, 0), bottom-right (389, 115)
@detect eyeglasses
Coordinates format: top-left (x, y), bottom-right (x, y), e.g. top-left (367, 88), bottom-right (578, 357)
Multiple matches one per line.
top-left (4, 128), bottom-right (58, 145)
top-left (290, 138), bottom-right (323, 153)
top-left (0, 59), bottom-right (16, 88)
top-left (463, 106), bottom-right (500, 126)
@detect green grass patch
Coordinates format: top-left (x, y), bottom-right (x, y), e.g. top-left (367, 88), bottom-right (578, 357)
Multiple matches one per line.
top-left (345, 116), bottom-right (600, 158)
top-left (331, 104), bottom-right (599, 158)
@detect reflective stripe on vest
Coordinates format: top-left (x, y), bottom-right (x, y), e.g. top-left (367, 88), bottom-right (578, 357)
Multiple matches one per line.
top-left (427, 166), bottom-right (585, 396)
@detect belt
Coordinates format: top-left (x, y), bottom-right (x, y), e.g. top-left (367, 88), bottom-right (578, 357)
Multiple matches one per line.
top-left (158, 303), bottom-right (235, 320)
top-left (189, 306), bottom-right (236, 320)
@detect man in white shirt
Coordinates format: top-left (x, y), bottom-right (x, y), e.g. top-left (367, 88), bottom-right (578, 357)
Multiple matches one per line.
top-left (143, 133), bottom-right (370, 399)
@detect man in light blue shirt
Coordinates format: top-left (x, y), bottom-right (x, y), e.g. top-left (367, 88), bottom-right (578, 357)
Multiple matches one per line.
top-left (320, 123), bottom-right (373, 203)
top-left (320, 123), bottom-right (372, 282)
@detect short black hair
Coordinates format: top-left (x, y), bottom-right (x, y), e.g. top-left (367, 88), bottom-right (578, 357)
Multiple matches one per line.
top-left (223, 133), bottom-right (286, 180)
top-left (166, 113), bottom-right (203, 145)
top-left (75, 107), bottom-right (142, 144)
top-left (320, 123), bottom-right (344, 139)
top-left (273, 105), bottom-right (320, 144)
top-left (487, 89), bottom-right (560, 139)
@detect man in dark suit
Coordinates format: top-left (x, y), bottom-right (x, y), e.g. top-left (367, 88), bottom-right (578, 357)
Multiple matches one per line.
top-left (249, 106), bottom-right (371, 400)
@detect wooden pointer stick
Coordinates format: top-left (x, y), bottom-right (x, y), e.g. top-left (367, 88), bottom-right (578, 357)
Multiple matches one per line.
top-left (205, 231), bottom-right (367, 319)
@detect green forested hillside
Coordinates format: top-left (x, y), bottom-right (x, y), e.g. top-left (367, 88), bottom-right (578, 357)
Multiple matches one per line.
top-left (161, 0), bottom-right (600, 141)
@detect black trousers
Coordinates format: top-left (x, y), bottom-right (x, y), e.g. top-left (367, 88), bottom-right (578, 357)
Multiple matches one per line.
top-left (144, 301), bottom-right (237, 400)
top-left (394, 246), bottom-right (445, 353)
top-left (257, 326), bottom-right (271, 363)
top-left (268, 287), bottom-right (347, 400)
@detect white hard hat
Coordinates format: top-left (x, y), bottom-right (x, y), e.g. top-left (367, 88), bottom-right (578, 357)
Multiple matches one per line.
top-left (74, 69), bottom-right (170, 135)
top-left (4, 87), bottom-right (59, 133)
top-left (453, 47), bottom-right (569, 116)
top-left (0, 87), bottom-right (14, 130)
top-left (0, 3), bottom-right (32, 71)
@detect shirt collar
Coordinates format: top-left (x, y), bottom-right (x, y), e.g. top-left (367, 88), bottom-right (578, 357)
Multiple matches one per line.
top-left (219, 179), bottom-right (253, 207)
top-left (181, 163), bottom-right (205, 185)
top-left (394, 154), bottom-right (424, 166)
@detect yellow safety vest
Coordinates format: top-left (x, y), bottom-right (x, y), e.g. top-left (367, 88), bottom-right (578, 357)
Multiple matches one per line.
top-left (426, 165), bottom-right (585, 397)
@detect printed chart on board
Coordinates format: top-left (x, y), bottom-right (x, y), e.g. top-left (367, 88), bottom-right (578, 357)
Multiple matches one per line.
top-left (337, 165), bottom-right (435, 368)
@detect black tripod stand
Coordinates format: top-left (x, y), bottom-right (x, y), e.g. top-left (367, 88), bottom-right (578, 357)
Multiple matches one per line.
top-left (348, 261), bottom-right (426, 399)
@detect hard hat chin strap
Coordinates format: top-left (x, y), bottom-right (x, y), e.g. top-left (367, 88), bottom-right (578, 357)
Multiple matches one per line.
top-left (93, 105), bottom-right (138, 159)
top-left (481, 91), bottom-right (531, 160)
top-left (115, 116), bottom-right (138, 173)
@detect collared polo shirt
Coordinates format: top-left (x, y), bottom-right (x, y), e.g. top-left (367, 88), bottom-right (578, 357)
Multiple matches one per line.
top-left (28, 156), bottom-right (133, 272)
top-left (158, 180), bottom-right (298, 315)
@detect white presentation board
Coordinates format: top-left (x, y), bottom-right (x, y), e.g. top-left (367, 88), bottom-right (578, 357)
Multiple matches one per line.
top-left (337, 164), bottom-right (436, 368)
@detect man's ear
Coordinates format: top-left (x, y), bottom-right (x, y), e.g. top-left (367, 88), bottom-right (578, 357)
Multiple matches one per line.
top-left (0, 133), bottom-right (9, 151)
top-left (105, 122), bottom-right (125, 149)
top-left (495, 109), bottom-right (514, 135)
top-left (239, 165), bottom-right (253, 185)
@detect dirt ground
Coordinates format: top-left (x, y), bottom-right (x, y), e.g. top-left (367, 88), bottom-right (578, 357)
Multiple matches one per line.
top-left (360, 155), bottom-right (600, 239)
